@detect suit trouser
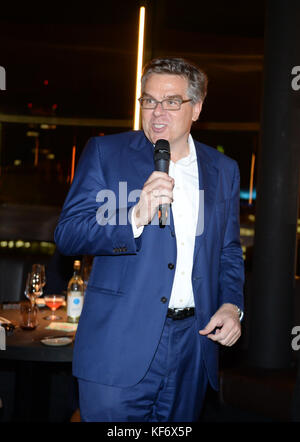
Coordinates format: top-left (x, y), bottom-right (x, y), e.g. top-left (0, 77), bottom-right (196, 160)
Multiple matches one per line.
top-left (77, 314), bottom-right (208, 422)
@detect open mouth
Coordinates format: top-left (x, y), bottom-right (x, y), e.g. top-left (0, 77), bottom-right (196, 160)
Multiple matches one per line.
top-left (152, 123), bottom-right (167, 130)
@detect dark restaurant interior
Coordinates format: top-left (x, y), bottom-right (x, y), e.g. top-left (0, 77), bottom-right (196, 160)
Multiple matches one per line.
top-left (0, 0), bottom-right (300, 423)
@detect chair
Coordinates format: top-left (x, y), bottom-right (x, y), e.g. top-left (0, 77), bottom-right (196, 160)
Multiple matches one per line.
top-left (0, 256), bottom-right (25, 303)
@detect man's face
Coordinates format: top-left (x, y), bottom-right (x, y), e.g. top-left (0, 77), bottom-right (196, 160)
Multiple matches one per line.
top-left (141, 73), bottom-right (202, 150)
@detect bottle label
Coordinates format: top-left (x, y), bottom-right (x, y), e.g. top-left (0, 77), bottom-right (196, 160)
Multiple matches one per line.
top-left (67, 291), bottom-right (83, 320)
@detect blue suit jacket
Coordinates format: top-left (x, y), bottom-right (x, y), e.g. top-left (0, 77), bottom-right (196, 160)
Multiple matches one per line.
top-left (54, 130), bottom-right (244, 390)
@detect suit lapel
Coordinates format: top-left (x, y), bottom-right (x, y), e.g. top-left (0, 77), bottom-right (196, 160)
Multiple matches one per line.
top-left (125, 131), bottom-right (155, 191)
top-left (193, 141), bottom-right (219, 262)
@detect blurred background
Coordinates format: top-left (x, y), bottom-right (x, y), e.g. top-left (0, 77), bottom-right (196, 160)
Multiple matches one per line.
top-left (0, 0), bottom-right (300, 423)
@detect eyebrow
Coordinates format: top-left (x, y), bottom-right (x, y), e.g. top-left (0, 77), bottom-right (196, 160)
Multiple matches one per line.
top-left (142, 93), bottom-right (183, 99)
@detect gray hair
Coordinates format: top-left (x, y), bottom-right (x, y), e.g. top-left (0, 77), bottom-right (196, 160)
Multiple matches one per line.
top-left (141, 57), bottom-right (208, 103)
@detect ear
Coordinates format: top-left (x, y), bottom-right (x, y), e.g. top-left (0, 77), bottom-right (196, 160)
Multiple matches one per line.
top-left (192, 101), bottom-right (202, 122)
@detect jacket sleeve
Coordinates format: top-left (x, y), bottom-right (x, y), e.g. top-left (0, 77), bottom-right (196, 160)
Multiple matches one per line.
top-left (218, 161), bottom-right (245, 311)
top-left (54, 137), bottom-right (140, 256)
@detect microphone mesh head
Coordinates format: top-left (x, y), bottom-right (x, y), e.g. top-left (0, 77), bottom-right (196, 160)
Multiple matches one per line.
top-left (154, 139), bottom-right (170, 173)
top-left (154, 139), bottom-right (170, 154)
top-left (154, 139), bottom-right (170, 162)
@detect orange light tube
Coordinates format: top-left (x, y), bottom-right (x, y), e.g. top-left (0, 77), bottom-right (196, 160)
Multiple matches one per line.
top-left (34, 137), bottom-right (39, 167)
top-left (248, 153), bottom-right (256, 205)
top-left (133, 6), bottom-right (146, 130)
top-left (70, 145), bottom-right (76, 184)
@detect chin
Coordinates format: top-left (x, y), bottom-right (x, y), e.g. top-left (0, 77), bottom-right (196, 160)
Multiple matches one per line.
top-left (152, 133), bottom-right (170, 145)
top-left (144, 128), bottom-right (170, 145)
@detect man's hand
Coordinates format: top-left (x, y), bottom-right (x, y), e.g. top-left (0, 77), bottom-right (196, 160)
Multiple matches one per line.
top-left (133, 171), bottom-right (174, 228)
top-left (199, 303), bottom-right (241, 347)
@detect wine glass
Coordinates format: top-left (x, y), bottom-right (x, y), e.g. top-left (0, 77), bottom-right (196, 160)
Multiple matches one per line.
top-left (24, 271), bottom-right (43, 307)
top-left (31, 264), bottom-right (46, 296)
top-left (43, 295), bottom-right (65, 320)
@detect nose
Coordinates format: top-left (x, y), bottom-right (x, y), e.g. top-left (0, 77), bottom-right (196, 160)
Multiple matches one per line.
top-left (153, 102), bottom-right (166, 116)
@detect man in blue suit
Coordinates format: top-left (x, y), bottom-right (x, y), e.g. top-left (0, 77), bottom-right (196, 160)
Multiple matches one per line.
top-left (55, 57), bottom-right (244, 422)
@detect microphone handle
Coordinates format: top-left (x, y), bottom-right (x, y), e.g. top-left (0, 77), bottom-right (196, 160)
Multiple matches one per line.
top-left (158, 203), bottom-right (169, 227)
top-left (155, 157), bottom-right (170, 228)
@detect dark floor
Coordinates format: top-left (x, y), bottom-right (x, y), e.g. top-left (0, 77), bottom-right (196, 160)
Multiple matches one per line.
top-left (199, 355), bottom-right (300, 423)
top-left (200, 384), bottom-right (276, 422)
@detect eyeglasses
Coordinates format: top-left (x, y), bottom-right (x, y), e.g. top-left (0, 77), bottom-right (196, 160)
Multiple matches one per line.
top-left (138, 96), bottom-right (192, 110)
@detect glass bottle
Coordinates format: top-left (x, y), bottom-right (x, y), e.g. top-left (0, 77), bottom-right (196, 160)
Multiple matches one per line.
top-left (67, 260), bottom-right (84, 323)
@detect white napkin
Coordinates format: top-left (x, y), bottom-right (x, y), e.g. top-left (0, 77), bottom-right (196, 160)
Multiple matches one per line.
top-left (0, 325), bottom-right (6, 350)
top-left (46, 322), bottom-right (77, 332)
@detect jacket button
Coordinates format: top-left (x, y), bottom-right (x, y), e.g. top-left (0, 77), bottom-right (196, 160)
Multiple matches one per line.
top-left (168, 263), bottom-right (174, 270)
top-left (160, 297), bottom-right (168, 303)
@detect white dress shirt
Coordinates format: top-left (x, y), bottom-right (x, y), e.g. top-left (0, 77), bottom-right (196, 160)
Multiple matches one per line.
top-left (167, 135), bottom-right (199, 308)
top-left (132, 134), bottom-right (199, 309)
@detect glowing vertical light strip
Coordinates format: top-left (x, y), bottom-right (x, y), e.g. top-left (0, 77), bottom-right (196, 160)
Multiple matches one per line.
top-left (133, 6), bottom-right (146, 130)
top-left (248, 153), bottom-right (256, 205)
top-left (34, 136), bottom-right (39, 166)
top-left (70, 144), bottom-right (76, 184)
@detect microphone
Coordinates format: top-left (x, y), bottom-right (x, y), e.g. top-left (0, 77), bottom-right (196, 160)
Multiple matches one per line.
top-left (153, 139), bottom-right (170, 228)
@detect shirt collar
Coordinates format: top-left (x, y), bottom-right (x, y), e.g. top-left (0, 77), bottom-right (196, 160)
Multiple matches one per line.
top-left (173, 134), bottom-right (197, 166)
